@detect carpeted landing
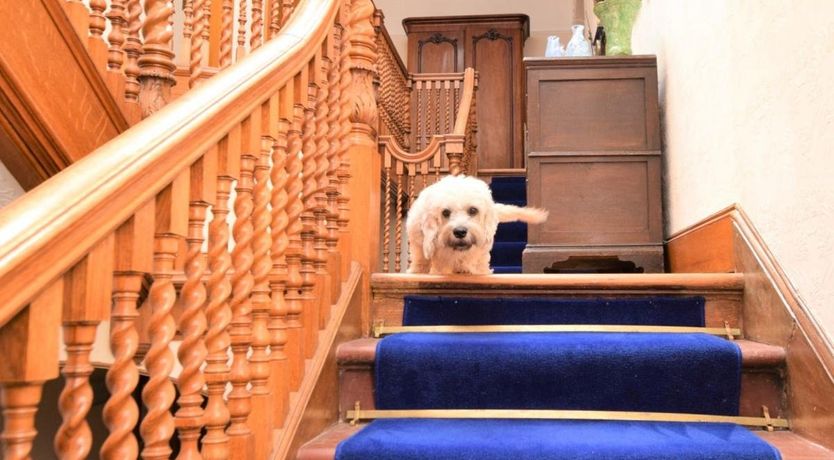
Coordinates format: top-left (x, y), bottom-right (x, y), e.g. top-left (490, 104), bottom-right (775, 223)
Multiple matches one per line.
top-left (335, 296), bottom-right (782, 459)
top-left (489, 176), bottom-right (528, 273)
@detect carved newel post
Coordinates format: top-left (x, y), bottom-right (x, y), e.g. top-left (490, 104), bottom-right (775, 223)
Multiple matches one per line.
top-left (138, 0), bottom-right (176, 117)
top-left (345, 0), bottom-right (381, 322)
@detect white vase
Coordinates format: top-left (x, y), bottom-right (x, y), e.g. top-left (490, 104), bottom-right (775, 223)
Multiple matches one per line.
top-left (565, 25), bottom-right (593, 57)
top-left (544, 36), bottom-right (565, 57)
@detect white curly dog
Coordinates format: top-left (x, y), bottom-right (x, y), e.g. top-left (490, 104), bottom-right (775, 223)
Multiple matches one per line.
top-left (406, 175), bottom-right (548, 275)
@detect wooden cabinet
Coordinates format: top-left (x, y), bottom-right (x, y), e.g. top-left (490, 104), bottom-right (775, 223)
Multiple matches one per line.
top-left (403, 15), bottom-right (529, 170)
top-left (522, 56), bottom-right (664, 273)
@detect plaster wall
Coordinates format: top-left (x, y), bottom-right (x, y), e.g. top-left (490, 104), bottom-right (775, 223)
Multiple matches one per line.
top-left (631, 1), bottom-right (834, 343)
top-left (373, 0), bottom-right (586, 62)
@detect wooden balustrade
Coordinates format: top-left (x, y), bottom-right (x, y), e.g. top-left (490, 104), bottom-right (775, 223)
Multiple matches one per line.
top-left (0, 0), bottom-right (379, 458)
top-left (58, 0), bottom-right (302, 124)
top-left (378, 68), bottom-right (478, 273)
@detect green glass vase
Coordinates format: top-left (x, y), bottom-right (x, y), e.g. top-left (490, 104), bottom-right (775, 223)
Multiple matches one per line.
top-left (593, 0), bottom-right (642, 55)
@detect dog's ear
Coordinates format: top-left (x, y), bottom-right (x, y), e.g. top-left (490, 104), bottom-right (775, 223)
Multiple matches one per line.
top-left (421, 214), bottom-right (439, 260)
top-left (484, 205), bottom-right (499, 248)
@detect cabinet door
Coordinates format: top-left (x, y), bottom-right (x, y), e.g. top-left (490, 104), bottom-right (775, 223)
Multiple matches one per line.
top-left (465, 27), bottom-right (524, 169)
top-left (408, 31), bottom-right (465, 73)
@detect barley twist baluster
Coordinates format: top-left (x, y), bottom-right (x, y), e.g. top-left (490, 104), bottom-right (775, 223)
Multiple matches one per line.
top-left (300, 79), bottom-right (319, 357)
top-left (280, 0), bottom-right (294, 27)
top-left (394, 164), bottom-right (403, 272)
top-left (285, 100), bottom-right (306, 389)
top-left (382, 155), bottom-right (391, 272)
top-left (337, 3), bottom-right (353, 275)
top-left (236, 0), bottom-right (247, 61)
top-left (220, 0), bottom-right (234, 68)
top-left (124, 0), bottom-right (143, 101)
top-left (189, 0), bottom-right (206, 87)
top-left (325, 24), bottom-right (343, 296)
top-left (314, 56), bottom-right (332, 323)
top-left (251, 0), bottom-right (264, 50)
top-left (138, 0), bottom-right (176, 117)
top-left (106, 0), bottom-right (128, 71)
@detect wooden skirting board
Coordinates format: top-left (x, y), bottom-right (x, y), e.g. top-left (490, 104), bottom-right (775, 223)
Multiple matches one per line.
top-left (667, 204), bottom-right (834, 450)
top-left (272, 262), bottom-right (364, 460)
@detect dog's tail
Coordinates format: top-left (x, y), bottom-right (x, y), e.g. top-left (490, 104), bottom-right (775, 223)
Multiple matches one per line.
top-left (494, 203), bottom-right (549, 224)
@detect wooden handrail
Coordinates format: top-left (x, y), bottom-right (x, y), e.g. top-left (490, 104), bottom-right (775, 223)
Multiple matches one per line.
top-left (0, 0), bottom-right (338, 328)
top-left (453, 68), bottom-right (476, 135)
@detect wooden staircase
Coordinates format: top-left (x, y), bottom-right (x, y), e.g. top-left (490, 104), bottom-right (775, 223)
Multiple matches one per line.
top-left (297, 274), bottom-right (834, 459)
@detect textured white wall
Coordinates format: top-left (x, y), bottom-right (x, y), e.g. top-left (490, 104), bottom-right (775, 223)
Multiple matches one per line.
top-left (0, 160), bottom-right (24, 208)
top-left (373, 0), bottom-right (585, 62)
top-left (632, 0), bottom-right (834, 343)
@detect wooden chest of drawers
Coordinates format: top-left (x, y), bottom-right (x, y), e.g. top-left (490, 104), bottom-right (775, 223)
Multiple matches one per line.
top-left (522, 56), bottom-right (664, 273)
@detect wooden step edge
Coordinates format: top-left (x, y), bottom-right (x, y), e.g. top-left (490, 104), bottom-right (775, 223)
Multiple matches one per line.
top-left (335, 338), bottom-right (785, 369)
top-left (298, 423), bottom-right (834, 460)
top-left (371, 273), bottom-right (745, 293)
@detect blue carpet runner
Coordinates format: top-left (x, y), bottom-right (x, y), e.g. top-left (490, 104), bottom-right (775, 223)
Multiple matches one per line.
top-left (489, 176), bottom-right (527, 273)
top-left (374, 332), bottom-right (741, 415)
top-left (336, 294), bottom-right (781, 459)
top-left (403, 295), bottom-right (706, 327)
top-left (336, 419), bottom-right (781, 460)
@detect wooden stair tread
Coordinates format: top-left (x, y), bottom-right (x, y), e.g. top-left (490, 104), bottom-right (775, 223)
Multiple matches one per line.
top-left (371, 273), bottom-right (744, 292)
top-left (298, 423), bottom-right (834, 460)
top-left (337, 338), bottom-right (785, 368)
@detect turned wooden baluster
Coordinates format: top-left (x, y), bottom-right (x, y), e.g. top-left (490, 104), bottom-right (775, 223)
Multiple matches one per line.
top-left (394, 161), bottom-right (403, 273)
top-left (337, 0), bottom-right (353, 278)
top-left (251, 0), bottom-right (264, 51)
top-left (102, 204), bottom-right (154, 460)
top-left (124, 0), bottom-right (143, 102)
top-left (314, 47), bottom-right (333, 326)
top-left (190, 0), bottom-right (207, 87)
top-left (285, 74), bottom-right (306, 388)
top-left (141, 173), bottom-right (189, 460)
top-left (202, 0), bottom-right (212, 41)
top-left (382, 152), bottom-right (392, 272)
top-left (174, 152), bottom-right (216, 458)
top-left (106, 0), bottom-right (127, 72)
top-left (300, 60), bottom-right (320, 359)
top-left (270, 94), bottom-right (292, 427)
top-left (55, 238), bottom-right (113, 460)
top-left (219, 0), bottom-right (234, 68)
top-left (236, 0), bottom-right (247, 61)
top-left (250, 105), bottom-right (275, 458)
top-left (326, 20), bottom-right (344, 295)
top-left (268, 0), bottom-right (282, 38)
top-left (0, 281), bottom-right (62, 460)
top-left (138, 0), bottom-right (175, 117)
top-left (227, 117), bottom-right (256, 459)
top-left (280, 0), bottom-right (295, 27)
top-left (202, 129), bottom-right (240, 460)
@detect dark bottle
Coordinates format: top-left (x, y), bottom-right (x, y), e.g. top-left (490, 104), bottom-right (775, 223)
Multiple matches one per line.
top-left (593, 26), bottom-right (606, 56)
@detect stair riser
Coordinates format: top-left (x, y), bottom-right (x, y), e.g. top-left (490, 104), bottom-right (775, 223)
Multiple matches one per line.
top-left (339, 361), bottom-right (785, 419)
top-left (372, 293), bottom-right (742, 330)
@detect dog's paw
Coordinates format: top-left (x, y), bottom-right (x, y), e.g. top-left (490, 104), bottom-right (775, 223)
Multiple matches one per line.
top-left (526, 207), bottom-right (549, 224)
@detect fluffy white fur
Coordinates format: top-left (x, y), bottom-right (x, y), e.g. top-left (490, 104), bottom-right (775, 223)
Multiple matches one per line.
top-left (406, 175), bottom-right (548, 275)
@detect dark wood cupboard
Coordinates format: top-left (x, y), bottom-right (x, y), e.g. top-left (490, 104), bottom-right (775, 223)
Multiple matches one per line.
top-left (403, 15), bottom-right (529, 169)
top-left (522, 56), bottom-right (664, 273)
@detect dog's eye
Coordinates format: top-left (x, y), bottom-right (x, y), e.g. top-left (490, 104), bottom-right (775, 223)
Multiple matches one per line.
top-left (442, 209), bottom-right (451, 218)
top-left (468, 207), bottom-right (478, 216)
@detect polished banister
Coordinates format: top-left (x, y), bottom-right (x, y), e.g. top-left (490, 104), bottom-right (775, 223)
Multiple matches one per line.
top-left (0, 0), bottom-right (339, 329)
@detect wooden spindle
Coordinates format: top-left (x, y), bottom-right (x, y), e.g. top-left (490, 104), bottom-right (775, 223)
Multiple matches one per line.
top-left (280, 0), bottom-right (294, 27)
top-left (102, 203), bottom-right (154, 460)
top-left (55, 238), bottom-right (113, 460)
top-left (203, 0), bottom-right (212, 40)
top-left (251, 107), bottom-right (275, 458)
top-left (314, 50), bottom-right (332, 326)
top-left (382, 152), bottom-right (392, 272)
top-left (202, 129), bottom-right (240, 460)
top-left (190, 0), bottom-right (207, 87)
top-left (394, 162), bottom-right (403, 273)
top-left (301, 62), bottom-right (319, 358)
top-left (227, 118), bottom-right (256, 459)
top-left (269, 101), bottom-right (291, 428)
top-left (236, 0), bottom-right (247, 61)
top-left (0, 281), bottom-right (62, 460)
top-left (106, 0), bottom-right (128, 71)
top-left (219, 0), bottom-right (234, 68)
top-left (251, 0), bottom-right (264, 50)
top-left (285, 76), bottom-right (306, 390)
top-left (445, 79), bottom-right (452, 132)
top-left (325, 21), bottom-right (343, 301)
top-left (124, 0), bottom-right (143, 101)
top-left (174, 152), bottom-right (216, 459)
top-left (138, 0), bottom-right (176, 117)
top-left (141, 174), bottom-right (189, 460)
top-left (269, 0), bottom-right (281, 38)
top-left (337, 0), bottom-right (353, 278)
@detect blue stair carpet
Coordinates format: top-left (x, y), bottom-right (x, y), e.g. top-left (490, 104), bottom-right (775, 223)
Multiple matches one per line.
top-left (489, 176), bottom-right (528, 273)
top-left (403, 295), bottom-right (706, 327)
top-left (374, 332), bottom-right (741, 415)
top-left (335, 419), bottom-right (781, 460)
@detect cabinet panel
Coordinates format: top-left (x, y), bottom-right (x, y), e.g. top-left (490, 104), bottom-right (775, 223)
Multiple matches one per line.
top-left (409, 31), bottom-right (464, 73)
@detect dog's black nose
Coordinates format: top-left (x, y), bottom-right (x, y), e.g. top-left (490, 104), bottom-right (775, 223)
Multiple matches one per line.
top-left (453, 227), bottom-right (468, 239)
